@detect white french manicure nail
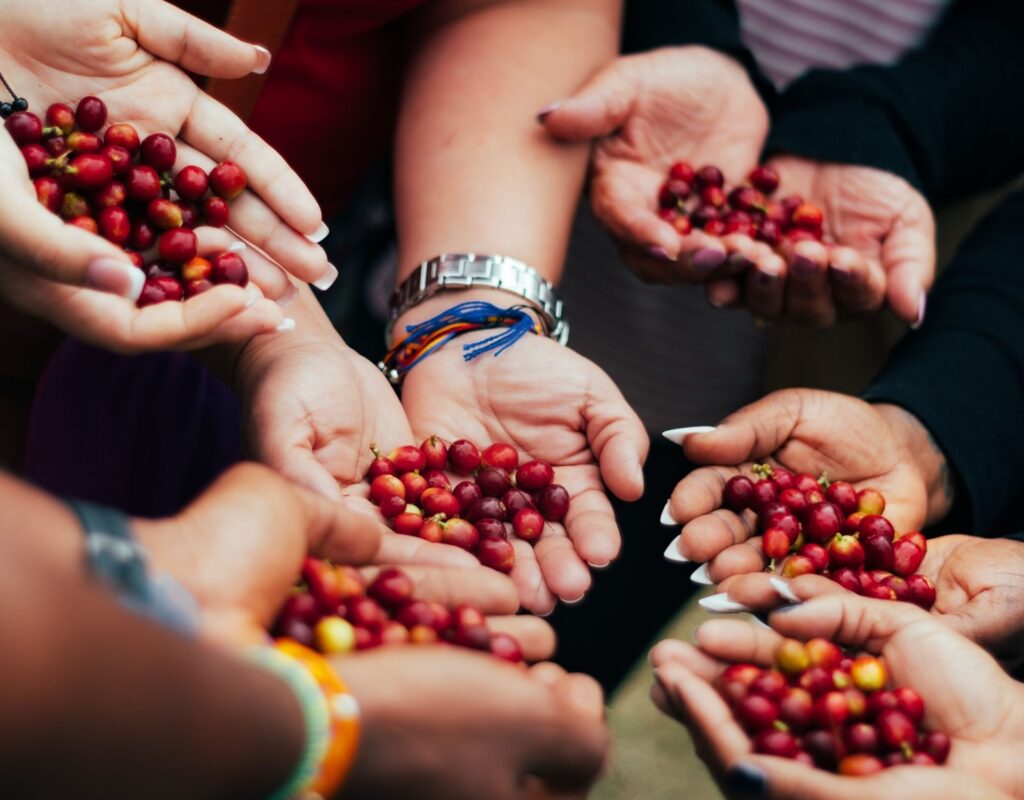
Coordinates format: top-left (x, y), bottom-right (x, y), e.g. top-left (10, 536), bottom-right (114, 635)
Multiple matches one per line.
top-left (662, 426), bottom-right (716, 446)
top-left (699, 593), bottom-right (752, 614)
top-left (690, 563), bottom-right (715, 585)
top-left (306, 222), bottom-right (330, 244)
top-left (124, 265), bottom-right (145, 302)
top-left (660, 500), bottom-right (677, 527)
top-left (227, 240), bottom-right (248, 253)
top-left (750, 614), bottom-right (771, 629)
top-left (313, 262), bottom-right (338, 291)
top-left (663, 535), bottom-right (689, 563)
top-left (275, 318), bottom-right (296, 332)
top-left (769, 577), bottom-right (801, 603)
top-left (252, 45), bottom-right (272, 75)
top-left (910, 290), bottom-right (927, 331)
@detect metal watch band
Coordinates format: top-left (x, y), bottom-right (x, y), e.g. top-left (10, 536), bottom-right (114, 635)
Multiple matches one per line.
top-left (386, 253), bottom-right (569, 346)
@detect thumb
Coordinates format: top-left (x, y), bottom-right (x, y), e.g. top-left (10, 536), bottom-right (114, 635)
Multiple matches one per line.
top-left (584, 369), bottom-right (649, 501)
top-left (540, 58), bottom-right (638, 141)
top-left (301, 492), bottom-right (384, 566)
top-left (682, 390), bottom-right (808, 466)
top-left (882, 195), bottom-right (936, 326)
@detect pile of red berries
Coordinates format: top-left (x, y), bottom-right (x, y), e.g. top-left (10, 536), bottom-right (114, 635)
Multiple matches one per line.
top-left (656, 162), bottom-right (824, 247)
top-left (273, 561), bottom-right (523, 663)
top-left (718, 637), bottom-right (949, 774)
top-left (366, 438), bottom-right (570, 574)
top-left (4, 96), bottom-right (249, 306)
top-left (723, 466), bottom-right (935, 609)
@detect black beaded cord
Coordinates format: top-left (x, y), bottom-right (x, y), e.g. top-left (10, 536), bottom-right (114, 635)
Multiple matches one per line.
top-left (0, 67), bottom-right (28, 119)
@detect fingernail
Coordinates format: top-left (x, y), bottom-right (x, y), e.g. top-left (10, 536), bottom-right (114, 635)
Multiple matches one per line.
top-left (727, 253), bottom-right (754, 274)
top-left (768, 576), bottom-right (801, 603)
top-left (911, 290), bottom-right (927, 330)
top-left (660, 500), bottom-right (677, 527)
top-left (244, 284), bottom-right (260, 308)
top-left (536, 100), bottom-right (564, 121)
top-left (663, 535), bottom-right (690, 563)
top-left (647, 245), bottom-right (676, 263)
top-left (691, 248), bottom-right (726, 274)
top-left (277, 282), bottom-right (298, 307)
top-left (662, 426), bottom-right (715, 445)
top-left (563, 593), bottom-right (586, 605)
top-left (708, 294), bottom-right (726, 309)
top-left (829, 264), bottom-right (855, 284)
top-left (313, 262), bottom-right (339, 291)
top-left (252, 45), bottom-right (272, 75)
top-left (791, 255), bottom-right (818, 279)
top-left (86, 258), bottom-right (145, 301)
top-left (306, 222), bottom-right (330, 244)
top-left (227, 240), bottom-right (248, 253)
top-left (538, 607), bottom-right (555, 618)
top-left (724, 762), bottom-right (768, 799)
top-left (275, 318), bottom-right (296, 332)
top-left (750, 614), bottom-right (771, 629)
top-left (690, 563), bottom-right (715, 585)
top-left (698, 592), bottom-right (752, 613)
top-left (587, 560), bottom-right (610, 569)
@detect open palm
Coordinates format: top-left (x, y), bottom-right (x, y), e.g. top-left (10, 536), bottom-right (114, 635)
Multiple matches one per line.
top-left (401, 333), bottom-right (647, 613)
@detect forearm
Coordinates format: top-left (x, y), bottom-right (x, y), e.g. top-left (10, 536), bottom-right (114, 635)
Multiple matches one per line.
top-left (394, 0), bottom-right (620, 284)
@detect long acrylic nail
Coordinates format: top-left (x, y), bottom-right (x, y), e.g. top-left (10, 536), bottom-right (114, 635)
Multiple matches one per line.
top-left (750, 614), bottom-right (771, 629)
top-left (768, 576), bottom-right (801, 603)
top-left (227, 240), bottom-right (248, 253)
top-left (663, 535), bottom-right (689, 563)
top-left (699, 592), bottom-right (752, 613)
top-left (306, 222), bottom-right (330, 244)
top-left (690, 563), bottom-right (715, 585)
top-left (252, 45), bottom-right (272, 75)
top-left (791, 255), bottom-right (818, 279)
top-left (647, 245), bottom-right (676, 263)
top-left (724, 762), bottom-right (768, 799)
top-left (660, 501), bottom-right (677, 527)
top-left (691, 248), bottom-right (726, 274)
top-left (662, 426), bottom-right (715, 445)
top-left (275, 318), bottom-right (296, 332)
top-left (536, 100), bottom-right (564, 121)
top-left (86, 258), bottom-right (145, 301)
top-left (911, 290), bottom-right (927, 330)
top-left (313, 262), bottom-right (339, 291)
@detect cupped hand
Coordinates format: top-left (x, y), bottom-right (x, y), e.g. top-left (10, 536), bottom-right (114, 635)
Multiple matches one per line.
top-left (705, 156), bottom-right (935, 326)
top-left (663, 390), bottom-right (949, 582)
top-left (401, 328), bottom-right (648, 613)
top-left (649, 591), bottom-right (1024, 799)
top-left (0, 0), bottom-right (335, 349)
top-left (338, 649), bottom-right (608, 800)
top-left (541, 46), bottom-right (771, 285)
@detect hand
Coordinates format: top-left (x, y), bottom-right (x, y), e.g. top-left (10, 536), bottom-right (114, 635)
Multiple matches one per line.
top-left (704, 156), bottom-right (935, 326)
top-left (541, 46), bottom-right (772, 285)
top-left (649, 592), bottom-right (1024, 799)
top-left (663, 389), bottom-right (952, 582)
top-left (0, 0), bottom-right (335, 350)
top-left (338, 649), bottom-right (608, 799)
top-left (235, 318), bottom-right (482, 569)
top-left (401, 324), bottom-right (648, 613)
top-left (718, 534), bottom-right (1024, 664)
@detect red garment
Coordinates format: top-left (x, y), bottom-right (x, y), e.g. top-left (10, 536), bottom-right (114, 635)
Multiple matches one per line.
top-left (250, 0), bottom-right (429, 210)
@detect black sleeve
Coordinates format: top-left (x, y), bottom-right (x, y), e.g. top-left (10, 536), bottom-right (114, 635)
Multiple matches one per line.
top-left (862, 189), bottom-right (1024, 535)
top-left (622, 0), bottom-right (778, 106)
top-left (764, 0), bottom-right (1024, 202)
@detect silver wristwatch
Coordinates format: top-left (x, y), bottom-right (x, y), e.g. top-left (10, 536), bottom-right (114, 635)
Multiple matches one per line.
top-left (386, 253), bottom-right (570, 346)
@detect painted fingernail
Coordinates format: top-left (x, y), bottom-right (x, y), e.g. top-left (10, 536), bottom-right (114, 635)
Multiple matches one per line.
top-left (690, 563), bottom-right (715, 585)
top-left (698, 592), bottom-right (752, 613)
top-left (911, 290), bottom-right (927, 330)
top-left (277, 282), bottom-right (298, 307)
top-left (275, 318), bottom-right (296, 332)
top-left (791, 255), bottom-right (818, 279)
top-left (768, 576), bottom-right (801, 603)
top-left (536, 100), bottom-right (564, 121)
top-left (724, 762), bottom-right (768, 799)
top-left (227, 240), bottom-right (248, 253)
top-left (663, 535), bottom-right (690, 563)
top-left (86, 258), bottom-right (145, 301)
top-left (252, 45), bottom-right (272, 75)
top-left (306, 222), bottom-right (330, 244)
top-left (829, 264), bottom-right (856, 284)
top-left (727, 253), bottom-right (754, 274)
top-left (313, 262), bottom-right (339, 291)
top-left (662, 426), bottom-right (715, 445)
top-left (692, 248), bottom-right (726, 274)
top-left (647, 245), bottom-right (676, 263)
top-left (660, 501), bottom-right (677, 527)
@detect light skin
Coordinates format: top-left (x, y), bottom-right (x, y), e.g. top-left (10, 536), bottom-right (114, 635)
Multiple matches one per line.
top-left (663, 389), bottom-right (951, 579)
top-left (541, 46), bottom-right (934, 326)
top-left (650, 593), bottom-right (1024, 800)
top-left (0, 0), bottom-right (336, 351)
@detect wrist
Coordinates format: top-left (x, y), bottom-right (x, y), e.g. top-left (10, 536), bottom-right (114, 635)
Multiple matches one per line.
top-left (391, 287), bottom-right (543, 349)
top-left (874, 403), bottom-right (954, 525)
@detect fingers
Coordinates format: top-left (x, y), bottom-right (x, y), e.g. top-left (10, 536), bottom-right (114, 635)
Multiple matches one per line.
top-left (782, 239), bottom-right (835, 327)
top-left (649, 638), bottom-right (724, 683)
top-left (561, 466), bottom-right (621, 568)
top-left (583, 369), bottom-right (648, 501)
top-left (591, 171), bottom-right (681, 257)
top-left (302, 494), bottom-right (385, 565)
top-left (132, 0), bottom-right (272, 78)
top-left (359, 565), bottom-right (519, 615)
top-left (827, 245), bottom-right (885, 316)
top-left (682, 390), bottom-right (807, 467)
top-left (192, 228), bottom-right (293, 303)
top-left (532, 528), bottom-right (591, 606)
top-left (717, 572), bottom-right (842, 611)
top-left (488, 615), bottom-right (557, 661)
top-left (667, 464), bottom-right (744, 525)
top-left (744, 249), bottom-right (787, 318)
top-left (539, 57), bottom-right (638, 141)
top-left (882, 201), bottom-right (936, 325)
top-left (373, 531), bottom-right (481, 569)
top-left (693, 617), bottom-right (782, 667)
top-left (677, 509), bottom-right (757, 565)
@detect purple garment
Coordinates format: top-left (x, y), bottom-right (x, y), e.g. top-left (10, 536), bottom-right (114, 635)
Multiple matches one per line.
top-left (24, 340), bottom-right (243, 517)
